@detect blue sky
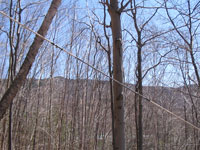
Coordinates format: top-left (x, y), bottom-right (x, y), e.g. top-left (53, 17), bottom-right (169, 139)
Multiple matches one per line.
top-left (0, 0), bottom-right (199, 87)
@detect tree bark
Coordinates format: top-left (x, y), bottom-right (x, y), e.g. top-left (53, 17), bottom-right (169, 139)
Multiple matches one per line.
top-left (0, 0), bottom-right (61, 121)
top-left (108, 0), bottom-right (125, 149)
top-left (135, 41), bottom-right (143, 150)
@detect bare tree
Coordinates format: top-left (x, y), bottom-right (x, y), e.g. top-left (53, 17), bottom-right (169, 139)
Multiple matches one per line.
top-left (103, 0), bottom-right (130, 149)
top-left (164, 0), bottom-right (200, 149)
top-left (125, 1), bottom-right (159, 149)
top-left (0, 0), bottom-right (61, 121)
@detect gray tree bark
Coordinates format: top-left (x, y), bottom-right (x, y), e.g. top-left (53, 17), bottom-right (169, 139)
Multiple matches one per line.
top-left (0, 0), bottom-right (61, 121)
top-left (108, 0), bottom-right (125, 149)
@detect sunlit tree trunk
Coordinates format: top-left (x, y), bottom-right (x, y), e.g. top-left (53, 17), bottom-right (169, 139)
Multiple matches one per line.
top-left (108, 0), bottom-right (125, 149)
top-left (0, 0), bottom-right (62, 121)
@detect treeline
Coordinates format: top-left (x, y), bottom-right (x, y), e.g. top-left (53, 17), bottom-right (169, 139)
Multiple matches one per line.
top-left (0, 0), bottom-right (200, 149)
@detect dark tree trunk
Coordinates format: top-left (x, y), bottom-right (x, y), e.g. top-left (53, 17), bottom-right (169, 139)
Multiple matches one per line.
top-left (135, 38), bottom-right (143, 150)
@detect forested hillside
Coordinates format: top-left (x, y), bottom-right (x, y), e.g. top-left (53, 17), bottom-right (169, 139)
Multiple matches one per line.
top-left (0, 77), bottom-right (198, 149)
top-left (0, 0), bottom-right (200, 150)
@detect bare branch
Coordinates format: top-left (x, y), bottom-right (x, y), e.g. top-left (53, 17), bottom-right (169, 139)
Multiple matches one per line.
top-left (140, 8), bottom-right (158, 31)
top-left (119, 0), bottom-right (130, 13)
top-left (0, 0), bottom-right (62, 121)
top-left (142, 50), bottom-right (172, 79)
top-left (164, 0), bottom-right (190, 48)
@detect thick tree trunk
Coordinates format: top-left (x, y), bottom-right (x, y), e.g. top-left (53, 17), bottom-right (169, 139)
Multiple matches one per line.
top-left (0, 0), bottom-right (61, 121)
top-left (108, 0), bottom-right (125, 149)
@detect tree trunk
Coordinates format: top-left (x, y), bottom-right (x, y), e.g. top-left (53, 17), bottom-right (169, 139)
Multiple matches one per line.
top-left (135, 34), bottom-right (143, 150)
top-left (108, 0), bottom-right (125, 149)
top-left (0, 0), bottom-right (61, 121)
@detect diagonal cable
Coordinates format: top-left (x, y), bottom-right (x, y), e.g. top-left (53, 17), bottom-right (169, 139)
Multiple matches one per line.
top-left (0, 10), bottom-right (200, 131)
